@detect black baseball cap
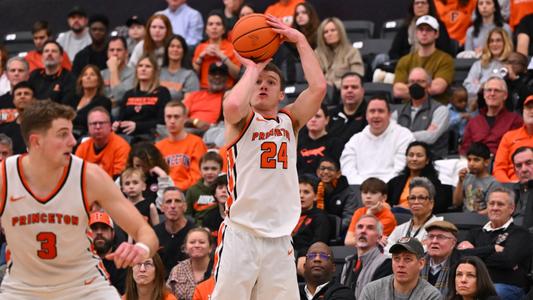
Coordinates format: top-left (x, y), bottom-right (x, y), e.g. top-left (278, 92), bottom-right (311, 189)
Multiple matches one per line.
top-left (126, 15), bottom-right (145, 27)
top-left (209, 63), bottom-right (229, 76)
top-left (389, 237), bottom-right (425, 258)
top-left (68, 6), bottom-right (87, 18)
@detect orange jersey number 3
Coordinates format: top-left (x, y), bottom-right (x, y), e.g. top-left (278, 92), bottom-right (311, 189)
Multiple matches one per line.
top-left (260, 142), bottom-right (288, 169)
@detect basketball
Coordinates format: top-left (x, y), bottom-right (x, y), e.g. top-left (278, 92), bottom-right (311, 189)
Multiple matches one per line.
top-left (232, 14), bottom-right (282, 62)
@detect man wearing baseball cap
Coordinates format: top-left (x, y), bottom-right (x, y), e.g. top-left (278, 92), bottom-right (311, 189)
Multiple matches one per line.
top-left (393, 15), bottom-right (454, 104)
top-left (420, 220), bottom-right (459, 296)
top-left (359, 237), bottom-right (441, 300)
top-left (125, 16), bottom-right (145, 57)
top-left (89, 211), bottom-right (126, 294)
top-left (494, 95), bottom-right (533, 182)
top-left (56, 6), bottom-right (92, 61)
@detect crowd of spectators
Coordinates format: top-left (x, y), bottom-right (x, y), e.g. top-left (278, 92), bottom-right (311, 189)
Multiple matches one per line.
top-left (0, 0), bottom-right (533, 299)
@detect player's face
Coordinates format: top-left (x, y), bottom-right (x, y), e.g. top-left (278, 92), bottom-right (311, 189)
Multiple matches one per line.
top-left (215, 184), bottom-right (228, 204)
top-left (133, 258), bottom-right (156, 286)
top-left (201, 160), bottom-right (221, 185)
top-left (523, 102), bottom-right (533, 126)
top-left (483, 79), bottom-right (507, 108)
top-left (149, 18), bottom-right (167, 43)
top-left (316, 161), bottom-right (341, 184)
top-left (132, 157), bottom-right (149, 173)
top-left (128, 24), bottom-right (146, 41)
top-left (299, 183), bottom-right (316, 211)
top-left (354, 217), bottom-right (381, 249)
top-left (425, 229), bottom-right (456, 260)
top-left (514, 150), bottom-right (533, 183)
top-left (487, 192), bottom-right (514, 228)
top-left (162, 190), bottom-right (186, 221)
top-left (34, 118), bottom-right (76, 166)
top-left (42, 43), bottom-right (62, 68)
top-left (488, 31), bottom-right (504, 58)
top-left (392, 252), bottom-right (424, 285)
top-left (68, 15), bottom-right (88, 33)
top-left (303, 243), bottom-right (334, 282)
top-left (252, 70), bottom-right (284, 112)
top-left (122, 173), bottom-right (146, 199)
top-left (408, 187), bottom-right (434, 217)
top-left (306, 108), bottom-right (328, 133)
top-left (164, 105), bottom-right (186, 135)
top-left (206, 15), bottom-right (225, 40)
top-left (185, 231), bottom-right (211, 259)
top-left (415, 24), bottom-right (437, 47)
top-left (107, 39), bottom-right (127, 65)
top-left (406, 145), bottom-right (428, 172)
top-left (89, 21), bottom-right (107, 43)
top-left (413, 0), bottom-right (430, 17)
top-left (478, 0), bottom-right (495, 18)
top-left (13, 87), bottom-right (34, 111)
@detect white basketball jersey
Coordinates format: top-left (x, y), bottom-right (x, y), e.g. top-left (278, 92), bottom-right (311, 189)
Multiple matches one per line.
top-left (0, 155), bottom-right (107, 287)
top-left (226, 110), bottom-right (300, 238)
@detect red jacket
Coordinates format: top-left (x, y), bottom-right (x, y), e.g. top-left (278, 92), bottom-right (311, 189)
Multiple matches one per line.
top-left (460, 108), bottom-right (523, 155)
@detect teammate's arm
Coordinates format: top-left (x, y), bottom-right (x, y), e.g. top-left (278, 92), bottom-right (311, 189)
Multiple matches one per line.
top-left (267, 15), bottom-right (327, 131)
top-left (85, 163), bottom-right (159, 268)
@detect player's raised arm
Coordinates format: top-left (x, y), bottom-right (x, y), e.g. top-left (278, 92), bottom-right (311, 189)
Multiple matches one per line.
top-left (223, 55), bottom-right (271, 126)
top-left (266, 15), bottom-right (327, 130)
top-left (84, 163), bottom-right (158, 268)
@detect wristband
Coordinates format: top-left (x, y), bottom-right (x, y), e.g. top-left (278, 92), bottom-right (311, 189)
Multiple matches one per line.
top-left (135, 242), bottom-right (150, 257)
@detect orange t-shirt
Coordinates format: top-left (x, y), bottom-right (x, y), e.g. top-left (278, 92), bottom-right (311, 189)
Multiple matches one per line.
top-left (192, 276), bottom-right (215, 300)
top-left (25, 50), bottom-right (72, 73)
top-left (348, 206), bottom-right (397, 236)
top-left (398, 177), bottom-right (413, 208)
top-left (193, 40), bottom-right (240, 89)
top-left (155, 134), bottom-right (207, 191)
top-left (122, 290), bottom-right (177, 300)
top-left (510, 0), bottom-right (533, 29)
top-left (434, 0), bottom-right (476, 45)
top-left (183, 90), bottom-right (224, 125)
top-left (265, 0), bottom-right (305, 25)
top-left (493, 126), bottom-right (533, 182)
top-left (74, 132), bottom-right (131, 177)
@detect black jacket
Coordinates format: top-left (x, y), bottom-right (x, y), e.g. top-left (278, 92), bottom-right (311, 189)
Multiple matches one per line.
top-left (322, 176), bottom-right (358, 232)
top-left (327, 102), bottom-right (367, 145)
top-left (28, 68), bottom-right (76, 103)
top-left (339, 253), bottom-right (392, 292)
top-left (297, 131), bottom-right (344, 176)
top-left (387, 172), bottom-right (449, 213)
top-left (299, 280), bottom-right (355, 300)
top-left (293, 207), bottom-right (331, 258)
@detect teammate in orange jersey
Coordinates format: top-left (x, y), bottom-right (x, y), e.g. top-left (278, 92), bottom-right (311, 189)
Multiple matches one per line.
top-left (211, 15), bottom-right (326, 300)
top-left (0, 100), bottom-right (158, 299)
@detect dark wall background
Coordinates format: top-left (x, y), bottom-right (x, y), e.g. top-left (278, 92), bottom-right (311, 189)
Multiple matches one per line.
top-left (0, 0), bottom-right (409, 37)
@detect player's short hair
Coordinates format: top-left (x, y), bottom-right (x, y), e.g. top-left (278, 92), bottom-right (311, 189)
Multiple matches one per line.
top-left (263, 62), bottom-right (286, 91)
top-left (120, 167), bottom-right (146, 183)
top-left (318, 156), bottom-right (339, 171)
top-left (20, 100), bottom-right (76, 145)
top-left (200, 151), bottom-right (223, 168)
top-left (360, 177), bottom-right (387, 194)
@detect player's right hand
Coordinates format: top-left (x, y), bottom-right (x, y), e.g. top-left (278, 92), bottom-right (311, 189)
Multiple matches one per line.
top-left (105, 242), bottom-right (149, 268)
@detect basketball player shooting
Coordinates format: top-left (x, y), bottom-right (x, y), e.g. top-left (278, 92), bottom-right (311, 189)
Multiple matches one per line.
top-left (211, 15), bottom-right (326, 299)
top-left (0, 100), bottom-right (158, 299)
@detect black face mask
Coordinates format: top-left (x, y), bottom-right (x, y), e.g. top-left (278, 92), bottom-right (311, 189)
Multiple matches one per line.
top-left (409, 83), bottom-right (426, 100)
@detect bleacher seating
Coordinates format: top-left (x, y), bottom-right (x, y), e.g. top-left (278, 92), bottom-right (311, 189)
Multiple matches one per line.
top-left (331, 245), bottom-right (354, 279)
top-left (453, 58), bottom-right (477, 85)
top-left (327, 214), bottom-right (343, 245)
top-left (380, 19), bottom-right (404, 39)
top-left (3, 31), bottom-right (33, 57)
top-left (363, 82), bottom-right (393, 103)
top-left (343, 20), bottom-right (375, 42)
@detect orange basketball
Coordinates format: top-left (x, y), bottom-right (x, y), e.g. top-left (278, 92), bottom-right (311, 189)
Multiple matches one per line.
top-left (232, 14), bottom-right (282, 62)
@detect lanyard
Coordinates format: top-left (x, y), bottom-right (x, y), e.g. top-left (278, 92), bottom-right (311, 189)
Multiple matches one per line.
top-left (391, 278), bottom-right (418, 300)
top-left (406, 215), bottom-right (432, 238)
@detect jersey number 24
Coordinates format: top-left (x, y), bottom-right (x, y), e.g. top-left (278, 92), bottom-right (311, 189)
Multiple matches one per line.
top-left (260, 142), bottom-right (288, 169)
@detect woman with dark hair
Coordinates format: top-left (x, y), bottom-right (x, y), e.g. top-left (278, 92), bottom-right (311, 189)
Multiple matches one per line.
top-left (389, 0), bottom-right (453, 59)
top-left (434, 0), bottom-right (476, 45)
top-left (160, 35), bottom-right (199, 101)
top-left (292, 2), bottom-right (320, 49)
top-left (465, 0), bottom-right (512, 54)
top-left (125, 141), bottom-right (174, 208)
top-left (447, 256), bottom-right (500, 300)
top-left (167, 227), bottom-right (213, 300)
top-left (192, 11), bottom-right (240, 89)
top-left (387, 141), bottom-right (445, 213)
top-left (114, 55), bottom-right (171, 142)
top-left (129, 14), bottom-right (173, 67)
top-left (238, 3), bottom-right (255, 18)
top-left (65, 64), bottom-right (112, 139)
top-left (122, 253), bottom-right (177, 300)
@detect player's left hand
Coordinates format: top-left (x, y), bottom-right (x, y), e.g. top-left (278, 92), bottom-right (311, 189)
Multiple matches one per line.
top-left (265, 14), bottom-right (304, 44)
top-left (105, 242), bottom-right (149, 268)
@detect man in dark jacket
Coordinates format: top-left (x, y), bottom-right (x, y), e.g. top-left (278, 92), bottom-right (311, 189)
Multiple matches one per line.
top-left (300, 242), bottom-right (354, 300)
top-left (508, 146), bottom-right (533, 229)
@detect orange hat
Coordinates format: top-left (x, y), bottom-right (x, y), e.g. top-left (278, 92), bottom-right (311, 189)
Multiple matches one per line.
top-left (524, 95), bottom-right (533, 106)
top-left (89, 211), bottom-right (114, 229)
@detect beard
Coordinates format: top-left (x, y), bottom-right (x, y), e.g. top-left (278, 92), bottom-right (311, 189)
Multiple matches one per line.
top-left (93, 237), bottom-right (114, 256)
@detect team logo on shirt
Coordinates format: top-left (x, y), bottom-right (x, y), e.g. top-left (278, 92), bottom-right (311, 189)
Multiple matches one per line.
top-left (12, 213), bottom-right (80, 227)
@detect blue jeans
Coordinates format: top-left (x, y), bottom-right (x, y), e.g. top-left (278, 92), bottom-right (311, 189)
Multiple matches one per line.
top-left (494, 283), bottom-right (525, 300)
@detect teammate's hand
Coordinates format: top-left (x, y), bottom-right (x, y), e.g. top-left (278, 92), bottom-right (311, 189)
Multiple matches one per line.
top-left (105, 242), bottom-right (149, 268)
top-left (265, 14), bottom-right (304, 44)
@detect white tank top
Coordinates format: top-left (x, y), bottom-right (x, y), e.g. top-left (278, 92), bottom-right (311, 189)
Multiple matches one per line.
top-left (0, 155), bottom-right (107, 286)
top-left (226, 111), bottom-right (300, 238)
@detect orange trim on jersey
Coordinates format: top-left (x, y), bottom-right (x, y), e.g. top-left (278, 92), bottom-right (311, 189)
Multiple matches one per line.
top-left (213, 222), bottom-right (227, 282)
top-left (224, 111), bottom-right (254, 150)
top-left (17, 155), bottom-right (72, 204)
top-left (81, 161), bottom-right (90, 217)
top-left (279, 109), bottom-right (298, 132)
top-left (226, 148), bottom-right (236, 211)
top-left (0, 160), bottom-right (7, 216)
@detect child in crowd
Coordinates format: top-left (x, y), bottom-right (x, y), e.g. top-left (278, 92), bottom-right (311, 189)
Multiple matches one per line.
top-left (203, 174), bottom-right (228, 240)
top-left (121, 168), bottom-right (160, 226)
top-left (448, 85), bottom-right (476, 146)
top-left (344, 177), bottom-right (397, 247)
top-left (453, 142), bottom-right (500, 214)
top-left (185, 151), bottom-right (223, 226)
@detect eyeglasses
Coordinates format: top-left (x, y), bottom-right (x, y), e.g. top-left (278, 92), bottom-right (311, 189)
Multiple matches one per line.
top-left (88, 121), bottom-right (110, 127)
top-left (134, 261), bottom-right (154, 269)
top-left (306, 252), bottom-right (331, 260)
top-left (407, 195), bottom-right (430, 202)
top-left (483, 88), bottom-right (504, 94)
top-left (318, 166), bottom-right (337, 172)
top-left (425, 234), bottom-right (455, 242)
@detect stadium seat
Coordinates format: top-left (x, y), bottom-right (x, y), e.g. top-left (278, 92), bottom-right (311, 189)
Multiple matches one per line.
top-left (453, 58), bottom-right (477, 85)
top-left (343, 20), bottom-right (375, 42)
top-left (393, 212), bottom-right (412, 225)
top-left (4, 31), bottom-right (33, 44)
top-left (331, 245), bottom-right (355, 279)
top-left (380, 18), bottom-right (404, 39)
top-left (327, 214), bottom-right (343, 245)
top-left (363, 82), bottom-right (393, 103)
top-left (437, 212), bottom-right (488, 230)
top-left (352, 39), bottom-right (393, 58)
top-left (282, 83), bottom-right (307, 106)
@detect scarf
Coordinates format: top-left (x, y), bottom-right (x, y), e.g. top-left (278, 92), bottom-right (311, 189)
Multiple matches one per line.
top-left (354, 247), bottom-right (388, 298)
top-left (316, 179), bottom-right (338, 210)
top-left (420, 254), bottom-right (451, 295)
